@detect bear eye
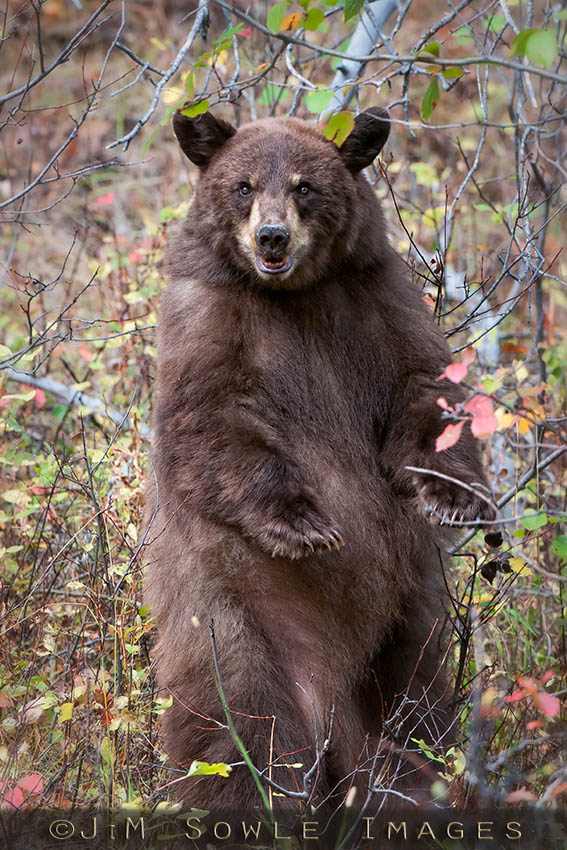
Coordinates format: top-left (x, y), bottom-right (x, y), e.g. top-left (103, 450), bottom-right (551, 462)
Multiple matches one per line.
top-left (238, 182), bottom-right (253, 197)
top-left (296, 182), bottom-right (310, 196)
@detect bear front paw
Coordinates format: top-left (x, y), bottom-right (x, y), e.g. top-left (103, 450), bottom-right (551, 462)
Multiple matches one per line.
top-left (256, 501), bottom-right (344, 560)
top-left (416, 475), bottom-right (496, 526)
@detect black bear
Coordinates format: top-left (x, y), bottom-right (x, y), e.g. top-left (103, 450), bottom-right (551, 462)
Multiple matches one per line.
top-left (143, 107), bottom-right (494, 813)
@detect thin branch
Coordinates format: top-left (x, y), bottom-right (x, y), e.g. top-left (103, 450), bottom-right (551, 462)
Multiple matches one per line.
top-left (107, 0), bottom-right (210, 150)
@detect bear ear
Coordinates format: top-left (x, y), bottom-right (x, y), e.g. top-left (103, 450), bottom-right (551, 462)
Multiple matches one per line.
top-left (339, 107), bottom-right (390, 173)
top-left (173, 109), bottom-right (236, 168)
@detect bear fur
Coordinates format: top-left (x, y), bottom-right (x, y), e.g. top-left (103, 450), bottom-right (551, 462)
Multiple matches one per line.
top-left (143, 107), bottom-right (494, 813)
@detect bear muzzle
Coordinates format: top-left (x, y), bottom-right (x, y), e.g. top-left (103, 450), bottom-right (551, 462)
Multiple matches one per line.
top-left (255, 224), bottom-right (294, 275)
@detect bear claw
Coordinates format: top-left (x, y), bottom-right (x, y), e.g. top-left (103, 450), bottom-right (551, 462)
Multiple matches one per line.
top-left (258, 514), bottom-right (344, 560)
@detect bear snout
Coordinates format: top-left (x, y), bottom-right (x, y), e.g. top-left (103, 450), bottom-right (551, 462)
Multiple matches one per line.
top-left (255, 223), bottom-right (290, 254)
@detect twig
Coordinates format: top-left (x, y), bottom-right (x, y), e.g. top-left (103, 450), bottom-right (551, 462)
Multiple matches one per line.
top-left (107, 0), bottom-right (210, 150)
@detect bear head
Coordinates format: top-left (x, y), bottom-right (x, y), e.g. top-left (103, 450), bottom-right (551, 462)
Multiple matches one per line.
top-left (172, 107), bottom-right (390, 290)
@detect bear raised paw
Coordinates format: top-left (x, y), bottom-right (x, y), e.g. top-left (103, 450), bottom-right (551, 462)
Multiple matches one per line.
top-left (143, 107), bottom-right (495, 814)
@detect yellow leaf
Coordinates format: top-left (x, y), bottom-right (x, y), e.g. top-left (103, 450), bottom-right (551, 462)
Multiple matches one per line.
top-left (509, 557), bottom-right (532, 575)
top-left (496, 410), bottom-right (516, 430)
top-left (2, 489), bottom-right (29, 506)
top-left (59, 702), bottom-right (73, 723)
top-left (98, 375), bottom-right (120, 389)
top-left (154, 802), bottom-right (183, 814)
top-left (123, 290), bottom-right (145, 304)
top-left (518, 416), bottom-right (532, 435)
top-left (162, 89), bottom-right (183, 104)
top-left (515, 364), bottom-right (528, 382)
top-left (213, 49), bottom-right (228, 66)
top-left (324, 111), bottom-right (355, 146)
top-left (1, 391), bottom-right (35, 404)
top-left (281, 12), bottom-right (302, 30)
top-left (88, 448), bottom-right (108, 465)
top-left (473, 591), bottom-right (494, 604)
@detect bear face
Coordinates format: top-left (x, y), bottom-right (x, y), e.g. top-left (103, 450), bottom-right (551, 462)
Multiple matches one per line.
top-left (172, 108), bottom-right (390, 290)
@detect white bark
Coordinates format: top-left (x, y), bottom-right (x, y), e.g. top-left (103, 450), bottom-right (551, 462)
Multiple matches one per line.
top-left (5, 367), bottom-right (150, 438)
top-left (329, 0), bottom-right (400, 110)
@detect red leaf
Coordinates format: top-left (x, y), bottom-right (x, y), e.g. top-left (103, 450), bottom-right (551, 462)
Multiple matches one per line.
top-left (541, 671), bottom-right (554, 685)
top-left (77, 345), bottom-right (94, 362)
top-left (506, 789), bottom-right (537, 803)
top-left (505, 689), bottom-right (526, 703)
top-left (435, 420), bottom-right (464, 452)
top-left (96, 192), bottom-right (114, 207)
top-left (436, 396), bottom-right (453, 411)
top-left (439, 347), bottom-right (475, 383)
top-left (29, 387), bottom-right (46, 408)
top-left (517, 676), bottom-right (538, 694)
top-left (240, 26), bottom-right (251, 36)
top-left (533, 691), bottom-right (560, 718)
top-left (17, 774), bottom-right (43, 796)
top-left (525, 720), bottom-right (542, 730)
top-left (465, 395), bottom-right (498, 439)
top-left (0, 787), bottom-right (24, 809)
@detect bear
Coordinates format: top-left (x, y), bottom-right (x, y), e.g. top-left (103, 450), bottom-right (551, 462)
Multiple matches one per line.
top-left (143, 106), bottom-right (495, 815)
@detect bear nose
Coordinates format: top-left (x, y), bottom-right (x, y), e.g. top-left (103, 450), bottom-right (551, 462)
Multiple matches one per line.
top-left (255, 224), bottom-right (290, 253)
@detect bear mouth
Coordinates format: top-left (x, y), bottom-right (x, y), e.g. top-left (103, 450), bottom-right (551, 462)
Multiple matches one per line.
top-left (256, 256), bottom-right (294, 275)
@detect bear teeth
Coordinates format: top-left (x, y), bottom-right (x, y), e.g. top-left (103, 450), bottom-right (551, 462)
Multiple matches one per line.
top-left (256, 256), bottom-right (293, 275)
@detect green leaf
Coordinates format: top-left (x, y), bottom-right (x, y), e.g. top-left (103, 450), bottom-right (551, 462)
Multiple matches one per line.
top-left (422, 42), bottom-right (440, 57)
top-left (552, 535), bottom-right (567, 562)
top-left (511, 28), bottom-right (558, 67)
top-left (485, 13), bottom-right (506, 32)
top-left (258, 83), bottom-right (289, 107)
top-left (323, 111), bottom-right (355, 145)
top-left (511, 28), bottom-right (538, 57)
top-left (100, 738), bottom-right (113, 766)
top-left (343, 0), bottom-right (363, 22)
top-left (304, 89), bottom-right (333, 113)
top-left (453, 25), bottom-right (473, 46)
top-left (410, 162), bottom-right (437, 186)
top-left (187, 761), bottom-right (232, 778)
top-left (411, 738), bottom-right (445, 763)
top-left (525, 30), bottom-right (558, 68)
top-left (212, 23), bottom-right (243, 45)
top-left (421, 78), bottom-right (440, 121)
top-left (304, 7), bottom-right (324, 29)
top-left (180, 99), bottom-right (210, 118)
top-left (520, 512), bottom-right (548, 531)
top-left (442, 66), bottom-right (464, 80)
top-left (267, 1), bottom-right (286, 32)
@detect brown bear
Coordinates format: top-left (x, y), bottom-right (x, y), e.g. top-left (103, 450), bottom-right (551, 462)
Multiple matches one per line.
top-left (143, 106), bottom-right (494, 814)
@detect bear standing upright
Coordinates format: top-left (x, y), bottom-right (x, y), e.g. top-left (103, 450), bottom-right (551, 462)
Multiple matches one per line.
top-left (144, 107), bottom-right (494, 812)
